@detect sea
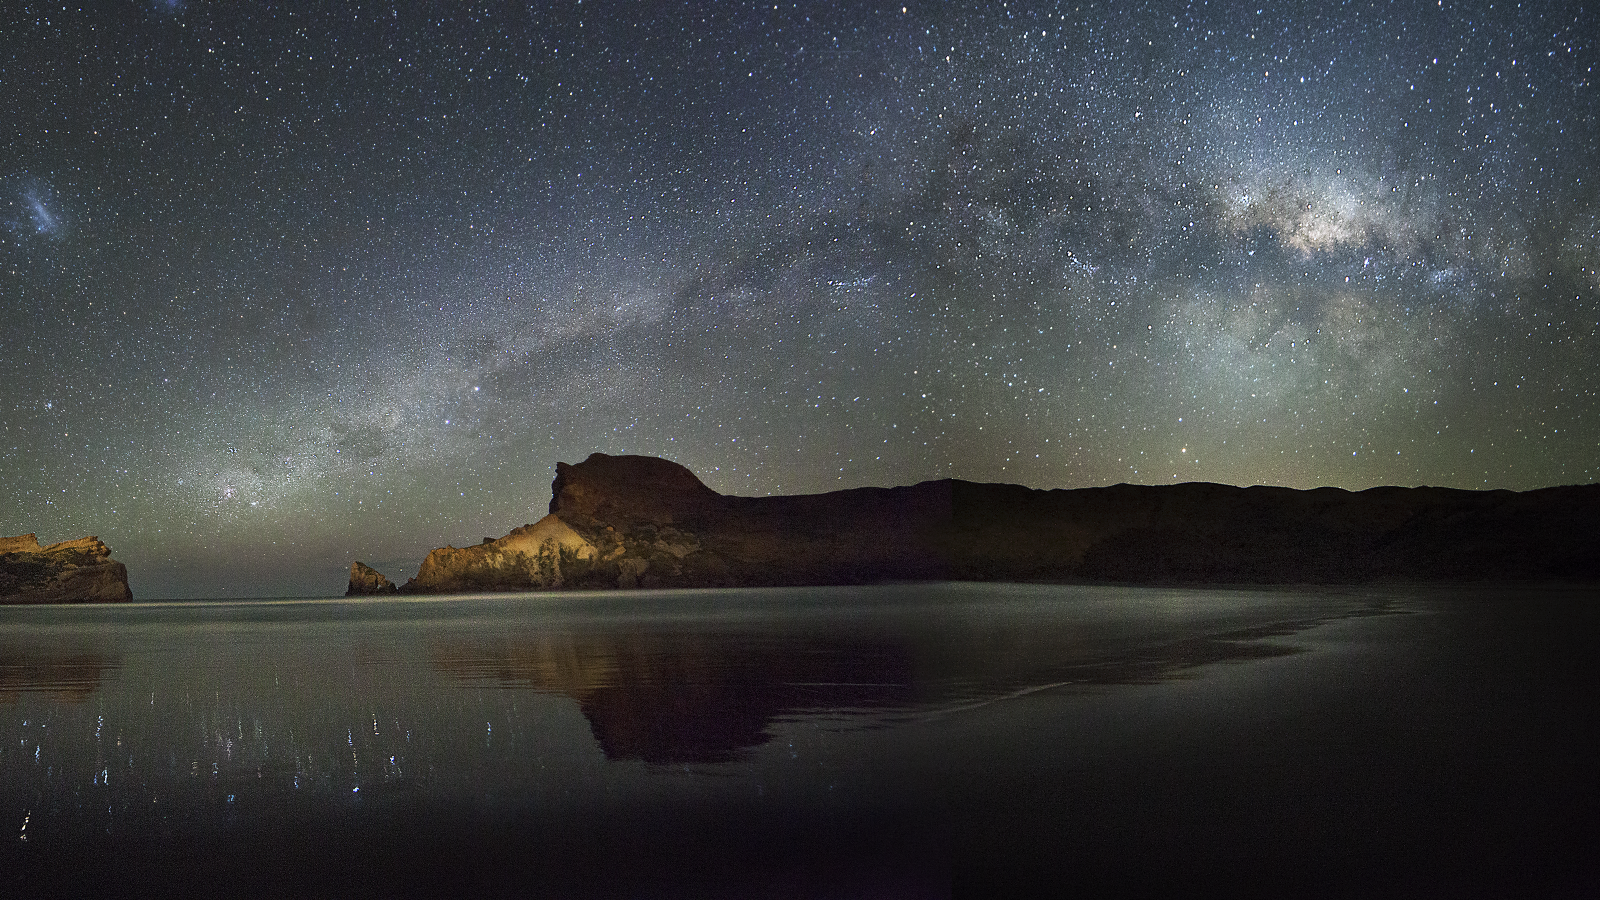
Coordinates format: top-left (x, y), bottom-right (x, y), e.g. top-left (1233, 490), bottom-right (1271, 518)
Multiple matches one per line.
top-left (1, 582), bottom-right (1596, 898)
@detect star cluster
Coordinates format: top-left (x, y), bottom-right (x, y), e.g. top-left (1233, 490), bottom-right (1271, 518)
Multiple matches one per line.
top-left (3, 1), bottom-right (1596, 597)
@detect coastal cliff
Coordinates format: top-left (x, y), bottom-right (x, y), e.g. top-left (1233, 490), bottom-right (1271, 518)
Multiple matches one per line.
top-left (356, 454), bottom-right (1600, 593)
top-left (350, 515), bottom-right (597, 595)
top-left (0, 534), bottom-right (134, 604)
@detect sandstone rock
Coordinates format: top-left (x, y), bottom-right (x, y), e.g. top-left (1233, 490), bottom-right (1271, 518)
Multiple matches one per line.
top-left (403, 513), bottom-right (596, 593)
top-left (0, 534), bottom-right (47, 554)
top-left (0, 534), bottom-right (133, 604)
top-left (346, 561), bottom-right (398, 596)
top-left (616, 557), bottom-right (650, 589)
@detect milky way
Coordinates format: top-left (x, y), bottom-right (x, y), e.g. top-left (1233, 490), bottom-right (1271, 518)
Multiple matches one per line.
top-left (2, 1), bottom-right (1596, 597)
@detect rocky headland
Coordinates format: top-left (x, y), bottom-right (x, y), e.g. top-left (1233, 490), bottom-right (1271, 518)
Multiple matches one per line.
top-left (0, 534), bottom-right (134, 604)
top-left (350, 453), bottom-right (1600, 594)
top-left (345, 561), bottom-right (399, 596)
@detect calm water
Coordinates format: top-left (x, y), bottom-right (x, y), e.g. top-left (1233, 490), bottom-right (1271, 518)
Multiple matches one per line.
top-left (1, 583), bottom-right (1595, 898)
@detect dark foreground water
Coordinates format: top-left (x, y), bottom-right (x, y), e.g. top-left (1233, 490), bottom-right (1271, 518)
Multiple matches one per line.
top-left (1, 583), bottom-right (1596, 898)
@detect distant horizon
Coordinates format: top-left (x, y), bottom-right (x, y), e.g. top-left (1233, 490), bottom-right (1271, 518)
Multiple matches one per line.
top-left (12, 464), bottom-right (1596, 600)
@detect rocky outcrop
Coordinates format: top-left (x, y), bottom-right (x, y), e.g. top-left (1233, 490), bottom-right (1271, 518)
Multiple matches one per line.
top-left (346, 561), bottom-right (399, 596)
top-left (0, 534), bottom-right (133, 604)
top-left (371, 453), bottom-right (1600, 594)
top-left (399, 514), bottom-right (597, 593)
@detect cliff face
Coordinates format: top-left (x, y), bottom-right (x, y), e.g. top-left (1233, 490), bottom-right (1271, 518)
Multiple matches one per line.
top-left (0, 534), bottom-right (134, 604)
top-left (400, 514), bottom-right (597, 593)
top-left (364, 453), bottom-right (1600, 594)
top-left (549, 453), bottom-right (727, 530)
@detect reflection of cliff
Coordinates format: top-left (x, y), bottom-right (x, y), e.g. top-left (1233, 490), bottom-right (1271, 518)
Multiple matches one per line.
top-left (0, 644), bottom-right (119, 703)
top-left (432, 631), bottom-right (914, 763)
top-left (430, 604), bottom-right (1395, 764)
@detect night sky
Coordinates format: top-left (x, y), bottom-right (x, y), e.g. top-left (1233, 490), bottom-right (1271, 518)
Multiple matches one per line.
top-left (3, 1), bottom-right (1597, 598)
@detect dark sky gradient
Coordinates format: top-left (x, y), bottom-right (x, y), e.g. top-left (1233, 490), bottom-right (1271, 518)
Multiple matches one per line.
top-left (3, 1), bottom-right (1596, 598)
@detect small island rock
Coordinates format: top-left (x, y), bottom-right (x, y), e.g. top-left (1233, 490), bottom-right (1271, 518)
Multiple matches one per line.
top-left (1, 534), bottom-right (133, 604)
top-left (346, 561), bottom-right (399, 596)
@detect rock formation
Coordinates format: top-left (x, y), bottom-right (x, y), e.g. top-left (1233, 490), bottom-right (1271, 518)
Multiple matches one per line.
top-left (361, 453), bottom-right (1600, 593)
top-left (0, 534), bottom-right (133, 604)
top-left (398, 513), bottom-right (596, 593)
top-left (346, 561), bottom-right (399, 595)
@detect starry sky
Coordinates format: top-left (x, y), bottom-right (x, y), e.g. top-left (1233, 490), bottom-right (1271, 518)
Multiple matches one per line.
top-left (3, 0), bottom-right (1597, 598)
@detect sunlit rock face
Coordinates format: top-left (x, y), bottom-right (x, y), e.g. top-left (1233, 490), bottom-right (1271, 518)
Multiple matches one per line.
top-left (0, 534), bottom-right (133, 604)
top-left (401, 514), bottom-right (596, 593)
top-left (376, 454), bottom-right (1600, 594)
top-left (346, 561), bottom-right (398, 596)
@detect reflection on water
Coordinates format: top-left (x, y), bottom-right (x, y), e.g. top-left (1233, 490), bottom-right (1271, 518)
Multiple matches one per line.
top-left (0, 585), bottom-right (1380, 820)
top-left (0, 644), bottom-right (119, 703)
top-left (0, 585), bottom-right (1357, 830)
top-left (427, 614), bottom-right (1325, 763)
top-left (1, 583), bottom-right (1592, 898)
top-left (434, 631), bottom-right (918, 763)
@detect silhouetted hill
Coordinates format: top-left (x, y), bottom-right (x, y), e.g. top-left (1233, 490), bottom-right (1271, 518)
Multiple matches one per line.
top-left (352, 454), bottom-right (1599, 593)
